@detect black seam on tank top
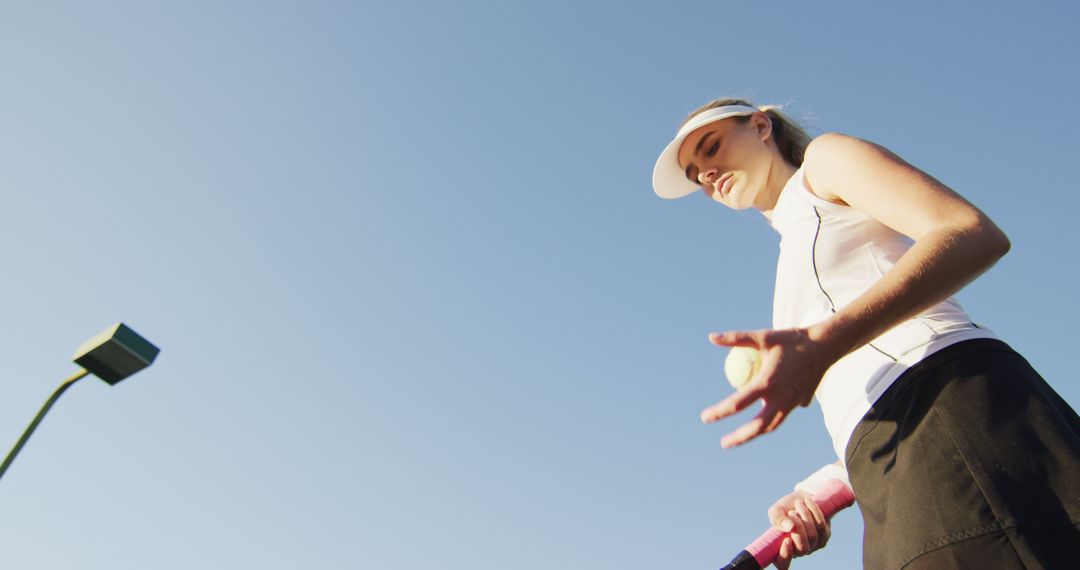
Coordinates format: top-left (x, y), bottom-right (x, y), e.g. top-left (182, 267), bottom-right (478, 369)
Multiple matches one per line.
top-left (810, 207), bottom-right (838, 310)
top-left (866, 341), bottom-right (898, 361)
top-left (912, 316), bottom-right (980, 333)
top-left (811, 206), bottom-right (898, 362)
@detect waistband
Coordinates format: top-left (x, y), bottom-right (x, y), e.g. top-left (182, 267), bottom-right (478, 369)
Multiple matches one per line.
top-left (845, 337), bottom-right (1017, 463)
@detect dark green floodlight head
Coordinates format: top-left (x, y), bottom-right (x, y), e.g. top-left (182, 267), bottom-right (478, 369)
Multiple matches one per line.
top-left (0, 323), bottom-right (161, 481)
top-left (72, 323), bottom-right (160, 385)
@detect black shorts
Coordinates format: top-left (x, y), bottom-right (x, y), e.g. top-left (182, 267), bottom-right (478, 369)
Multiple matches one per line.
top-left (844, 338), bottom-right (1080, 569)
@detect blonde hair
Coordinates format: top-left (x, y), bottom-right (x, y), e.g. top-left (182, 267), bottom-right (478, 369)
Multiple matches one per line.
top-left (682, 98), bottom-right (812, 168)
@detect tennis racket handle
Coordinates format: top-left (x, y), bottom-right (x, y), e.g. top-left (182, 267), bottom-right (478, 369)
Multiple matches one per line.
top-left (744, 479), bottom-right (856, 567)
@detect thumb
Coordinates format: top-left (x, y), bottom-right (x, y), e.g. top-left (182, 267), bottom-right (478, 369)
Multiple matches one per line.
top-left (768, 502), bottom-right (795, 532)
top-left (708, 330), bottom-right (761, 348)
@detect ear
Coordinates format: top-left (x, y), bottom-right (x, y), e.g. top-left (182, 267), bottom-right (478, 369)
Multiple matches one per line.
top-left (752, 112), bottom-right (773, 143)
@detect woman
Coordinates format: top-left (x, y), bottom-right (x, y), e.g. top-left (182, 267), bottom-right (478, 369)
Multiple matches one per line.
top-left (652, 99), bottom-right (1080, 569)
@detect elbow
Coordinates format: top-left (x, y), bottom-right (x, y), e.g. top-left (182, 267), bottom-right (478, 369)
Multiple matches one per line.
top-left (995, 230), bottom-right (1011, 259)
top-left (976, 217), bottom-right (1011, 261)
top-left (947, 213), bottom-right (1010, 264)
top-left (987, 221), bottom-right (1010, 260)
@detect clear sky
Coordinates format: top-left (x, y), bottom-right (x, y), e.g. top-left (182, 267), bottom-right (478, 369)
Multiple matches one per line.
top-left (0, 1), bottom-right (1077, 568)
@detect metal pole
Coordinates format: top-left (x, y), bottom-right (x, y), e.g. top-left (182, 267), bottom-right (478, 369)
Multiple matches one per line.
top-left (0, 369), bottom-right (91, 481)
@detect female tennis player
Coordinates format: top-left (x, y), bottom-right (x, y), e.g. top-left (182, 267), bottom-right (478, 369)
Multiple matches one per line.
top-left (653, 99), bottom-right (1080, 568)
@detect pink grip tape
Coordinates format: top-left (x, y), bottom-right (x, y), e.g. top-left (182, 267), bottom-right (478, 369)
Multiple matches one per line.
top-left (744, 479), bottom-right (856, 567)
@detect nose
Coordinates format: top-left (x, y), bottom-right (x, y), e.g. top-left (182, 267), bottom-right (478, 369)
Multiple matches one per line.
top-left (698, 168), bottom-right (719, 186)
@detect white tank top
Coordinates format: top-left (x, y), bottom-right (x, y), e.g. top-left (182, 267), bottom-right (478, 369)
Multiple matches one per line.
top-left (769, 167), bottom-right (996, 462)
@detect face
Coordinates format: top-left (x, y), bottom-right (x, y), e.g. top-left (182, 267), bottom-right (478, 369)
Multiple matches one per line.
top-left (676, 113), bottom-right (774, 210)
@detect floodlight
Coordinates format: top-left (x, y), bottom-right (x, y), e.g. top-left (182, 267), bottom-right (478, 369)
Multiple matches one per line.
top-left (0, 323), bottom-right (160, 481)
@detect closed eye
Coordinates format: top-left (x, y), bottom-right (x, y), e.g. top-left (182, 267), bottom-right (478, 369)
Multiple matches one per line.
top-left (706, 141), bottom-right (720, 157)
top-left (685, 165), bottom-right (699, 185)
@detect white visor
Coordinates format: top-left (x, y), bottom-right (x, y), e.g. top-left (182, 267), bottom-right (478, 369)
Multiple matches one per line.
top-left (652, 105), bottom-right (759, 199)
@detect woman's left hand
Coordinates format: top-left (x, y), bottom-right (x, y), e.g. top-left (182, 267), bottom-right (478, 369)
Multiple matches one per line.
top-left (701, 327), bottom-right (840, 448)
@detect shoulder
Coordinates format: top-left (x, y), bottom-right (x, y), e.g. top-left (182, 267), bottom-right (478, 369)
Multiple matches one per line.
top-left (802, 132), bottom-right (995, 241)
top-left (804, 131), bottom-right (890, 175)
top-left (802, 132), bottom-right (903, 203)
top-left (805, 131), bottom-right (870, 155)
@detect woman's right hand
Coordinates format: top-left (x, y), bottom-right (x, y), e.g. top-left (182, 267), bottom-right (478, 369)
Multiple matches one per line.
top-left (768, 490), bottom-right (831, 569)
top-left (701, 328), bottom-right (841, 448)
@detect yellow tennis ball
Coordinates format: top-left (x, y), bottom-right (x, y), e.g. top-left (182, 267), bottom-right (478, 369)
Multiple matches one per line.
top-left (724, 347), bottom-right (762, 389)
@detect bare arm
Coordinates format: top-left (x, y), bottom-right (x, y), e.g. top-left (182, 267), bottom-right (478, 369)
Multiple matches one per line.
top-left (702, 133), bottom-right (1010, 447)
top-left (802, 132), bottom-right (1011, 360)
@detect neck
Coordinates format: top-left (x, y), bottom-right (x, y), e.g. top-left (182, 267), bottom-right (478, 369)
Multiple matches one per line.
top-left (757, 159), bottom-right (798, 219)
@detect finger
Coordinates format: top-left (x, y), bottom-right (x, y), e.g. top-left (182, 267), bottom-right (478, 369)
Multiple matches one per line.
top-left (708, 330), bottom-right (761, 348)
top-left (794, 499), bottom-right (819, 550)
top-left (788, 509), bottom-right (808, 555)
top-left (700, 385), bottom-right (766, 424)
top-left (769, 501), bottom-right (795, 531)
top-left (720, 414), bottom-right (766, 449)
top-left (776, 537), bottom-right (793, 569)
top-left (763, 405), bottom-right (790, 433)
top-left (804, 494), bottom-right (828, 534)
top-left (720, 402), bottom-right (783, 448)
top-left (803, 496), bottom-right (830, 548)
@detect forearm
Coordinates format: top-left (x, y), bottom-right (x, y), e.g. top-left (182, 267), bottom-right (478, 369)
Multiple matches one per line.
top-left (808, 221), bottom-right (1010, 361)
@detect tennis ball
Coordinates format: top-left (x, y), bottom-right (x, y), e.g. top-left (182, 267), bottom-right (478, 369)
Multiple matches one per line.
top-left (724, 347), bottom-right (762, 389)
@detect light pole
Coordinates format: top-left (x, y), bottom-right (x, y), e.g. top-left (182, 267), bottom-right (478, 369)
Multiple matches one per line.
top-left (0, 323), bottom-right (160, 481)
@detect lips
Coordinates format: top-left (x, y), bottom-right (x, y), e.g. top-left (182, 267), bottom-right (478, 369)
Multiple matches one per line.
top-left (716, 173), bottom-right (734, 196)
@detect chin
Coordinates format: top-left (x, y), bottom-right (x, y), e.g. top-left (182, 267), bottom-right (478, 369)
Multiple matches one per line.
top-left (728, 184), bottom-right (761, 210)
top-left (720, 192), bottom-right (755, 210)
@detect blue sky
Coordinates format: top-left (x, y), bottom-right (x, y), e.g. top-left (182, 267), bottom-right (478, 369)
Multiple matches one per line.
top-left (0, 2), bottom-right (1077, 568)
